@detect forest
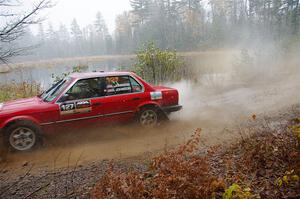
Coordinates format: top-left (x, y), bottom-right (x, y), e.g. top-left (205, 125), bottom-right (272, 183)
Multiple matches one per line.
top-left (10, 0), bottom-right (300, 61)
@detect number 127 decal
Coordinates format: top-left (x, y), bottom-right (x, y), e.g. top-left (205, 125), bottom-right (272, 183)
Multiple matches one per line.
top-left (60, 100), bottom-right (91, 115)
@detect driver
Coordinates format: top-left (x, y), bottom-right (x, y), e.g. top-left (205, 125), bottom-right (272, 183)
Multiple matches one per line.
top-left (87, 79), bottom-right (100, 98)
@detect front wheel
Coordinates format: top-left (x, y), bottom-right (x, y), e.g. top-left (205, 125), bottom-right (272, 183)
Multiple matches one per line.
top-left (4, 121), bottom-right (40, 152)
top-left (138, 108), bottom-right (159, 127)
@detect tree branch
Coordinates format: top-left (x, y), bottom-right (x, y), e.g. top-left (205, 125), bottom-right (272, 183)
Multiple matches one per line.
top-left (0, 0), bottom-right (53, 63)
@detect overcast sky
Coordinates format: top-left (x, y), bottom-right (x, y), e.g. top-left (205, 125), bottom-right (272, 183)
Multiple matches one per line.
top-left (39, 0), bottom-right (131, 33)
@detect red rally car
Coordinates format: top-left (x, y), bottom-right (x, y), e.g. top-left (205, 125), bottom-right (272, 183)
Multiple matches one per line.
top-left (0, 72), bottom-right (182, 151)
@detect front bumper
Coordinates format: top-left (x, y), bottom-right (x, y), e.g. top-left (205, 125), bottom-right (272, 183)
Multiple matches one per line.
top-left (161, 105), bottom-right (182, 113)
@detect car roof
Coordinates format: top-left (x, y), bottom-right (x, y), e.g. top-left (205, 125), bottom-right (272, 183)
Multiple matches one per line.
top-left (70, 71), bottom-right (134, 80)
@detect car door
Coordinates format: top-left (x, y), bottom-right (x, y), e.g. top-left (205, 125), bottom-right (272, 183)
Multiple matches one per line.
top-left (55, 77), bottom-right (106, 130)
top-left (93, 75), bottom-right (145, 122)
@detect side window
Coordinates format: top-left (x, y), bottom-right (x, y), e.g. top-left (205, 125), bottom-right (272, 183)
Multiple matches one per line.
top-left (106, 76), bottom-right (132, 95)
top-left (64, 77), bottom-right (106, 101)
top-left (129, 77), bottom-right (143, 93)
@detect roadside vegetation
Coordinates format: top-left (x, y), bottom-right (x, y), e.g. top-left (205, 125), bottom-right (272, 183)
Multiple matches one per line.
top-left (90, 115), bottom-right (300, 199)
top-left (133, 42), bottom-right (188, 84)
top-left (0, 64), bottom-right (87, 103)
top-left (0, 82), bottom-right (41, 102)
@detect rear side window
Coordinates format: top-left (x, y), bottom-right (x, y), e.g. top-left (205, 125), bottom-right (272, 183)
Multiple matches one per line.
top-left (105, 76), bottom-right (143, 95)
top-left (106, 76), bottom-right (132, 95)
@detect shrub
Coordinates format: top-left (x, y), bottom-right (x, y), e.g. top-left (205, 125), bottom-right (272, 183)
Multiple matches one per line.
top-left (90, 129), bottom-right (222, 199)
top-left (223, 183), bottom-right (251, 199)
top-left (133, 42), bottom-right (185, 84)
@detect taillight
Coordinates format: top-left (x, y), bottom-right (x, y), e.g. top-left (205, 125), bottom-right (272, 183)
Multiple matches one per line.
top-left (150, 91), bottom-right (163, 100)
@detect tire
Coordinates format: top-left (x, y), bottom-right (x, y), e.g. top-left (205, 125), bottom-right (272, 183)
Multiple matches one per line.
top-left (3, 121), bottom-right (41, 152)
top-left (138, 107), bottom-right (159, 127)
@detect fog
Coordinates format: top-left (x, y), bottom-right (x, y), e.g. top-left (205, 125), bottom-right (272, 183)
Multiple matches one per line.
top-left (34, 0), bottom-right (131, 33)
top-left (2, 0), bottom-right (299, 62)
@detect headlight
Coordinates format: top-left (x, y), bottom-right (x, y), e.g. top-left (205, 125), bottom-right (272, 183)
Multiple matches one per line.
top-left (0, 103), bottom-right (3, 110)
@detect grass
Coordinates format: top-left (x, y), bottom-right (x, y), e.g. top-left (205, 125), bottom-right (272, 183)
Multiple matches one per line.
top-left (0, 82), bottom-right (41, 102)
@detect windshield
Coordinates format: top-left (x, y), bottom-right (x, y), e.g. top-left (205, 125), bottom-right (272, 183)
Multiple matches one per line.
top-left (41, 78), bottom-right (72, 102)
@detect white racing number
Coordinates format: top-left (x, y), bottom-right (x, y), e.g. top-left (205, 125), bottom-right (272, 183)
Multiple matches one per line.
top-left (60, 100), bottom-right (91, 115)
top-left (60, 102), bottom-right (76, 115)
top-left (60, 103), bottom-right (75, 111)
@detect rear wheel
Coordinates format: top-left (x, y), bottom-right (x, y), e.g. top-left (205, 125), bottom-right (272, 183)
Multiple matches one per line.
top-left (4, 121), bottom-right (41, 152)
top-left (138, 108), bottom-right (158, 127)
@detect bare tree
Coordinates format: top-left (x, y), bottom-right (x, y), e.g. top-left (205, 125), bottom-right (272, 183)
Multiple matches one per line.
top-left (0, 0), bottom-right (52, 63)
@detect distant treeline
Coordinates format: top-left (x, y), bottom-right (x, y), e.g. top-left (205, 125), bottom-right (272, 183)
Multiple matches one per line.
top-left (18, 0), bottom-right (300, 60)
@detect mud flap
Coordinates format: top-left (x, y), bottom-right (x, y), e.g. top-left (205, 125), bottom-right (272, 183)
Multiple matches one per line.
top-left (158, 108), bottom-right (170, 121)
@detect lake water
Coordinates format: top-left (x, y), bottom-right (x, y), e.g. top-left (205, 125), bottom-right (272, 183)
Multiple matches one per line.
top-left (0, 57), bottom-right (134, 88)
top-left (0, 51), bottom-right (237, 89)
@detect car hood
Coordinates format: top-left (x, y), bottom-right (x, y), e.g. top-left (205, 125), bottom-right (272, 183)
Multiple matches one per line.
top-left (0, 97), bottom-right (41, 112)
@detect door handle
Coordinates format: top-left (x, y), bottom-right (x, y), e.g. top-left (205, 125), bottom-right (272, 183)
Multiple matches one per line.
top-left (94, 102), bottom-right (102, 106)
top-left (132, 97), bottom-right (141, 101)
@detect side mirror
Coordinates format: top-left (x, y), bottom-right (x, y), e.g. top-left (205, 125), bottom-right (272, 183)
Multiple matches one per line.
top-left (58, 94), bottom-right (69, 102)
